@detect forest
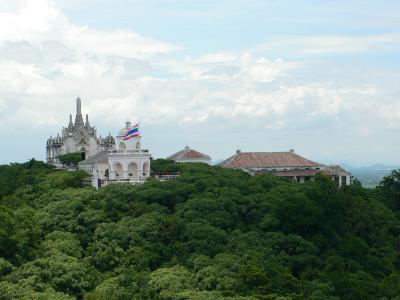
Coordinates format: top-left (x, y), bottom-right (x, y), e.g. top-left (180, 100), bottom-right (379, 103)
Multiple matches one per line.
top-left (0, 159), bottom-right (400, 299)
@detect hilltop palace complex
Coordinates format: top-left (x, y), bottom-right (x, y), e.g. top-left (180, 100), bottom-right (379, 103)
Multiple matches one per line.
top-left (46, 98), bottom-right (351, 188)
top-left (46, 98), bottom-right (151, 188)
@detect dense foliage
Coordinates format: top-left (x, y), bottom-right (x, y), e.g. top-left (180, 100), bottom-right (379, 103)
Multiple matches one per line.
top-left (0, 159), bottom-right (400, 299)
top-left (58, 152), bottom-right (84, 166)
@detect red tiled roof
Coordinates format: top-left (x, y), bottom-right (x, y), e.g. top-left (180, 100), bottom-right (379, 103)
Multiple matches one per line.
top-left (220, 151), bottom-right (322, 168)
top-left (168, 146), bottom-right (211, 160)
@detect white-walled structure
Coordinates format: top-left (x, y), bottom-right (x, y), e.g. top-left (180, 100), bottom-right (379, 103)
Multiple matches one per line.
top-left (78, 122), bottom-right (151, 188)
top-left (46, 98), bottom-right (114, 165)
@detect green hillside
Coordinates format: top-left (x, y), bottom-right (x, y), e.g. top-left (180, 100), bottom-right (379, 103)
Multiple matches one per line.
top-left (0, 159), bottom-right (400, 299)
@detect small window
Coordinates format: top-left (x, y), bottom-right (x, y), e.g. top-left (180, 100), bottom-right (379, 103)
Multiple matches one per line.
top-left (119, 142), bottom-right (126, 150)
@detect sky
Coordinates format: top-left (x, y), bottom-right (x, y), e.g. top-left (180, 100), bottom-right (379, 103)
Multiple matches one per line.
top-left (0, 0), bottom-right (400, 165)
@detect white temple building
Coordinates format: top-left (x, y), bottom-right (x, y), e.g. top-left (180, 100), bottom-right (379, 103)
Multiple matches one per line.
top-left (78, 121), bottom-right (151, 188)
top-left (46, 98), bottom-right (114, 165)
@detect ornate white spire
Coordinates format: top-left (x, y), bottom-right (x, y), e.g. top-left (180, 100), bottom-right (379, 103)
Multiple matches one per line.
top-left (74, 97), bottom-right (84, 126)
top-left (77, 97), bottom-right (81, 114)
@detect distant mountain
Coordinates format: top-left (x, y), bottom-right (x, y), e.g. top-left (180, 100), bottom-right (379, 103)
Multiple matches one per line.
top-left (343, 163), bottom-right (400, 172)
top-left (343, 163), bottom-right (400, 188)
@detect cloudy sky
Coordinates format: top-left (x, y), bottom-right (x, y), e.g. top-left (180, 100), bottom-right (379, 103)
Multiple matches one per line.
top-left (1, 0), bottom-right (399, 165)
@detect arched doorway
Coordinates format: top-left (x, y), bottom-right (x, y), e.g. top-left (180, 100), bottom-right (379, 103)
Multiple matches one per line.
top-left (104, 163), bottom-right (111, 179)
top-left (80, 147), bottom-right (86, 160)
top-left (128, 162), bottom-right (138, 181)
top-left (113, 163), bottom-right (123, 180)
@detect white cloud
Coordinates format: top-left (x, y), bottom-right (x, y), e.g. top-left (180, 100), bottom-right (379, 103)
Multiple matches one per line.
top-left (0, 0), bottom-right (400, 164)
top-left (378, 102), bottom-right (400, 128)
top-left (65, 27), bottom-right (180, 59)
top-left (0, 0), bottom-right (181, 128)
top-left (0, 98), bottom-right (5, 112)
top-left (257, 34), bottom-right (400, 55)
top-left (0, 0), bottom-right (179, 58)
top-left (187, 52), bottom-right (239, 64)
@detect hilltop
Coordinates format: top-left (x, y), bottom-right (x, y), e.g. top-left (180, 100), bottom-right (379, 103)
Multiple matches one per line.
top-left (0, 159), bottom-right (399, 299)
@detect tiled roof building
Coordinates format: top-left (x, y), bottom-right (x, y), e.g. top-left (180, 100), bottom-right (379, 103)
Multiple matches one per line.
top-left (220, 149), bottom-right (350, 186)
top-left (167, 146), bottom-right (211, 164)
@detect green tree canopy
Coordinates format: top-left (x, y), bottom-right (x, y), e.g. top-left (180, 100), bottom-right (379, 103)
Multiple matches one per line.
top-left (0, 160), bottom-right (399, 299)
top-left (58, 152), bottom-right (83, 166)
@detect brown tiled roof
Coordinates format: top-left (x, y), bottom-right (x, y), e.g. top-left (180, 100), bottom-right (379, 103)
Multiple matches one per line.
top-left (167, 146), bottom-right (211, 160)
top-left (220, 151), bottom-right (322, 168)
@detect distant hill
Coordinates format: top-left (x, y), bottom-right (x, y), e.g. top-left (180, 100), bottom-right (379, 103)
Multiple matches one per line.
top-left (342, 163), bottom-right (400, 188)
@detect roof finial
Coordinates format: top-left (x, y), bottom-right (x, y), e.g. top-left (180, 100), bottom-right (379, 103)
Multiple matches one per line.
top-left (85, 114), bottom-right (90, 127)
top-left (68, 114), bottom-right (73, 128)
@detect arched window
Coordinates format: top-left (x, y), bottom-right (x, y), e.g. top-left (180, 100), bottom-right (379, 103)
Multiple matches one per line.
top-left (119, 142), bottom-right (126, 150)
top-left (128, 162), bottom-right (138, 181)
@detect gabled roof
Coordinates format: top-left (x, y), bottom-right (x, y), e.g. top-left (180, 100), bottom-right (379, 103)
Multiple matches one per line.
top-left (219, 151), bottom-right (322, 168)
top-left (167, 146), bottom-right (211, 161)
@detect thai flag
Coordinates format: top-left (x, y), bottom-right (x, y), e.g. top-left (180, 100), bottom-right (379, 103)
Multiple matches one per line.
top-left (123, 123), bottom-right (140, 140)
